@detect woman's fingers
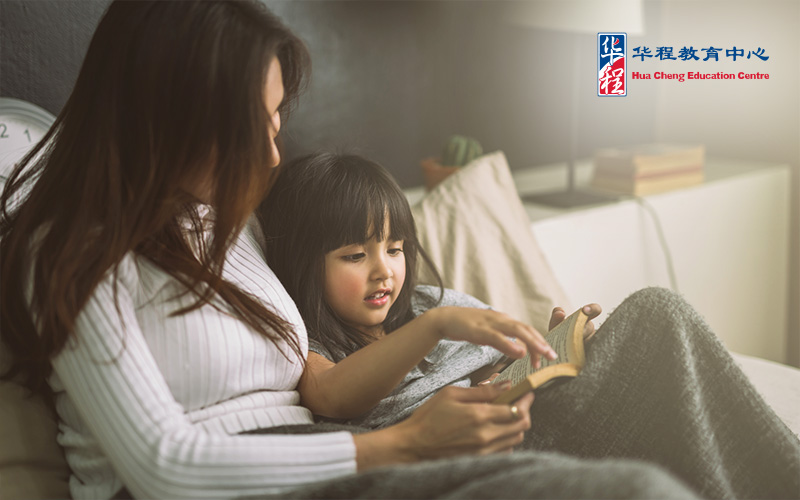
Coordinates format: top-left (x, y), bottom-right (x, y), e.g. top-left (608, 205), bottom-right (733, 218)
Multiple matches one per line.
top-left (583, 321), bottom-right (596, 340)
top-left (580, 303), bottom-right (602, 340)
top-left (551, 304), bottom-right (603, 340)
top-left (549, 306), bottom-right (567, 331)
top-left (398, 387), bottom-right (535, 461)
top-left (446, 381), bottom-right (512, 403)
top-left (449, 393), bottom-right (532, 455)
top-left (581, 303), bottom-right (602, 319)
top-left (512, 392), bottom-right (535, 415)
top-left (476, 393), bottom-right (535, 454)
top-left (477, 373), bottom-right (500, 386)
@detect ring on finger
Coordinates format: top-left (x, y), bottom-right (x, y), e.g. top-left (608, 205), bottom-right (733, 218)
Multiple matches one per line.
top-left (510, 405), bottom-right (521, 421)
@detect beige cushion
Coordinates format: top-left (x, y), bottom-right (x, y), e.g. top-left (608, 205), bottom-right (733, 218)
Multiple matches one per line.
top-left (0, 377), bottom-right (70, 499)
top-left (412, 151), bottom-right (571, 335)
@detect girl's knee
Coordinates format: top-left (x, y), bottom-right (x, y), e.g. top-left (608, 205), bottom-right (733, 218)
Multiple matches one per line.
top-left (612, 287), bottom-right (697, 325)
top-left (598, 286), bottom-right (712, 347)
top-left (623, 287), bottom-right (687, 311)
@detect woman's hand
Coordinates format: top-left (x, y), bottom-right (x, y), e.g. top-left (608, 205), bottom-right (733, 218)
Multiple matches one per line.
top-left (475, 372), bottom-right (501, 386)
top-left (352, 383), bottom-right (534, 470)
top-left (549, 304), bottom-right (602, 340)
top-left (426, 307), bottom-right (557, 370)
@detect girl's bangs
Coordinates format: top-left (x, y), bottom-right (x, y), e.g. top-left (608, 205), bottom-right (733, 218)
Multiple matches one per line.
top-left (322, 166), bottom-right (415, 251)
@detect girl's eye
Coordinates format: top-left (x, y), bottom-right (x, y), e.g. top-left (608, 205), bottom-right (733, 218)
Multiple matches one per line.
top-left (388, 248), bottom-right (403, 256)
top-left (342, 253), bottom-right (366, 262)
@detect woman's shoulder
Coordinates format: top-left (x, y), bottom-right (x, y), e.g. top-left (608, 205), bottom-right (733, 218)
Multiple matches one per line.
top-left (411, 285), bottom-right (492, 316)
top-left (87, 252), bottom-right (148, 307)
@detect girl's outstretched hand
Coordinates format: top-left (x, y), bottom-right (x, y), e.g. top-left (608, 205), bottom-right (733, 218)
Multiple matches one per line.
top-left (427, 306), bottom-right (557, 369)
top-left (353, 383), bottom-right (534, 470)
top-left (549, 304), bottom-right (602, 341)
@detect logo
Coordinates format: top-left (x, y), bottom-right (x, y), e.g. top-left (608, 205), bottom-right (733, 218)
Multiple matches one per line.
top-left (598, 33), bottom-right (627, 96)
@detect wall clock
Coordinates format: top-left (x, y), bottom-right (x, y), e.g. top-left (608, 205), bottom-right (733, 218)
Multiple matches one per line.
top-left (0, 97), bottom-right (56, 182)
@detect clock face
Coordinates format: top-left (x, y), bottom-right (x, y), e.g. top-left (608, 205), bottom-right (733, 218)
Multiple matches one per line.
top-left (0, 97), bottom-right (56, 181)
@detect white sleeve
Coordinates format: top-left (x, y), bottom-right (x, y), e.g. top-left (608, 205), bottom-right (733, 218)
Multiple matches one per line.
top-left (50, 261), bottom-right (357, 499)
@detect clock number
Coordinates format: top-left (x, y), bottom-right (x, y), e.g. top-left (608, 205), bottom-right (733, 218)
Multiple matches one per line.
top-left (0, 124), bottom-right (33, 142)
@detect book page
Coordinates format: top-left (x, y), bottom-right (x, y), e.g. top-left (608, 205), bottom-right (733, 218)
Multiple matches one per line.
top-left (491, 351), bottom-right (534, 386)
top-left (492, 310), bottom-right (584, 386)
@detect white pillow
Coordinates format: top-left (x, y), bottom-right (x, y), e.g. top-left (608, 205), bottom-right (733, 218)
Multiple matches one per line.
top-left (412, 151), bottom-right (571, 335)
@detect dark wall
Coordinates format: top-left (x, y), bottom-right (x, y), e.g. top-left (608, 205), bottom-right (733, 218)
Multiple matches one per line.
top-left (0, 1), bottom-right (107, 118)
top-left (0, 0), bottom-right (658, 187)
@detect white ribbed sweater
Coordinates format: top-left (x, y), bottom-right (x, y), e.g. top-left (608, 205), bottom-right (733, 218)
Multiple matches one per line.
top-left (48, 221), bottom-right (356, 500)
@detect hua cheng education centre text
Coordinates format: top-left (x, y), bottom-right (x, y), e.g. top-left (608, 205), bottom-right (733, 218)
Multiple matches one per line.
top-left (631, 71), bottom-right (770, 82)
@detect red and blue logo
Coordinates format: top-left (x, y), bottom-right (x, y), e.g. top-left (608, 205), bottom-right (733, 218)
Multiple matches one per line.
top-left (598, 33), bottom-right (627, 96)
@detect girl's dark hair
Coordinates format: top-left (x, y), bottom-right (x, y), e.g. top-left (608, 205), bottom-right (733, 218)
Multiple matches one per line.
top-left (0, 0), bottom-right (311, 396)
top-left (258, 153), bottom-right (443, 357)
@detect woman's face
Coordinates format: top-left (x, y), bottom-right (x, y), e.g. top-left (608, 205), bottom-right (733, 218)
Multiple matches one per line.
top-left (264, 56), bottom-right (284, 168)
top-left (186, 57), bottom-right (284, 203)
top-left (323, 219), bottom-right (407, 338)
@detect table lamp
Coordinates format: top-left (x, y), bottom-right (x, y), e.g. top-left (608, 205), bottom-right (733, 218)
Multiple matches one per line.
top-left (503, 0), bottom-right (644, 207)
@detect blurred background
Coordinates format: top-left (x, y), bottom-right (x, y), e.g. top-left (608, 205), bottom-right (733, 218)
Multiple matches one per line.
top-left (2, 1), bottom-right (796, 186)
top-left (1, 0), bottom-right (798, 363)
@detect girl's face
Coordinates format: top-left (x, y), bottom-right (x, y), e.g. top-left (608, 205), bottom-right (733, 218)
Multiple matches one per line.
top-left (323, 220), bottom-right (406, 337)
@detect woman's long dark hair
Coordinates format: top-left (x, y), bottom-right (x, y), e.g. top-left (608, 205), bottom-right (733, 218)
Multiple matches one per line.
top-left (0, 0), bottom-right (310, 396)
top-left (258, 153), bottom-right (443, 359)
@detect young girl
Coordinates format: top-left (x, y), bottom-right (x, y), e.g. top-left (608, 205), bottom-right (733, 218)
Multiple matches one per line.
top-left (260, 152), bottom-right (800, 500)
top-left (259, 152), bottom-right (593, 429)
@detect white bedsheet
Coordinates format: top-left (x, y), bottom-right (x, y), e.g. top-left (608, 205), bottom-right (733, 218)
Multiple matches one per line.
top-left (732, 352), bottom-right (800, 436)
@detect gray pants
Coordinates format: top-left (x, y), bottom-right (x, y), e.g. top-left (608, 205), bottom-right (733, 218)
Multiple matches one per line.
top-left (254, 288), bottom-right (800, 500)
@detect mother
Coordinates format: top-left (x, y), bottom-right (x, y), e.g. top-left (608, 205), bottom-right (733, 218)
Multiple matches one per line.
top-left (0, 2), bottom-right (794, 500)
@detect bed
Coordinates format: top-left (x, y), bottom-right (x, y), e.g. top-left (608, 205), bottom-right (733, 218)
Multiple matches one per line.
top-left (408, 151), bottom-right (800, 438)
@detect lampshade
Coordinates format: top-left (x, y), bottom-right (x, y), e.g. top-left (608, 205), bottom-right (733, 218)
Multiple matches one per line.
top-left (502, 0), bottom-right (644, 36)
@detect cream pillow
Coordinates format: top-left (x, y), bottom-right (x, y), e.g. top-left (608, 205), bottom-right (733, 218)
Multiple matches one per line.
top-left (412, 151), bottom-right (571, 335)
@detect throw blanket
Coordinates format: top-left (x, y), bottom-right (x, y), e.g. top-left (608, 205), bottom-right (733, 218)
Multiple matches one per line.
top-left (252, 288), bottom-right (800, 500)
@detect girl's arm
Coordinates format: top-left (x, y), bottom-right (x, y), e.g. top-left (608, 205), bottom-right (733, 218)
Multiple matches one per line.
top-left (298, 311), bottom-right (441, 419)
top-left (298, 306), bottom-right (557, 419)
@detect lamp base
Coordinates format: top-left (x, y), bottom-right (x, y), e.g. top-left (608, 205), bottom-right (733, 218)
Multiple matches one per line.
top-left (521, 189), bottom-right (619, 208)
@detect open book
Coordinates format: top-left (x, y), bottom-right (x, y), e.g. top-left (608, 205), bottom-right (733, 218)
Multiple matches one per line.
top-left (492, 309), bottom-right (588, 405)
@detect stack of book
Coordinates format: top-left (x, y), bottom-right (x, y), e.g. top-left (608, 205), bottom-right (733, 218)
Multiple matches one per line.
top-left (591, 144), bottom-right (705, 196)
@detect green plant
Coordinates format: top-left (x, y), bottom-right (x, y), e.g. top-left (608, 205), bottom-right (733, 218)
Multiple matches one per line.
top-left (442, 135), bottom-right (483, 167)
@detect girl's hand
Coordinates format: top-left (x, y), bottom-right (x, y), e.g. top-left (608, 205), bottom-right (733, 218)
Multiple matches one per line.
top-left (428, 307), bottom-right (557, 369)
top-left (549, 304), bottom-right (603, 340)
top-left (353, 383), bottom-right (534, 469)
